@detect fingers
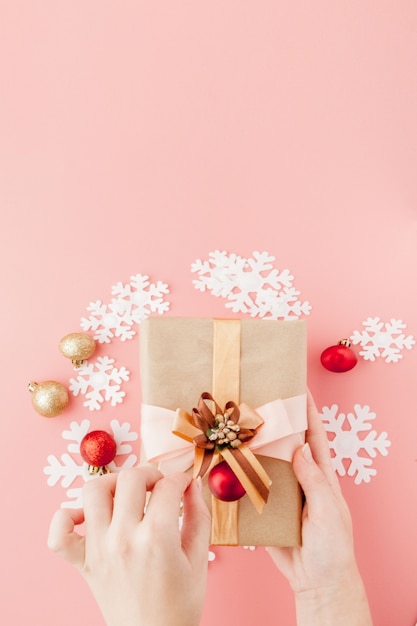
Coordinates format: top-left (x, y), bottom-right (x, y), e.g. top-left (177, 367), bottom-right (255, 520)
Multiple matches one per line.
top-left (265, 545), bottom-right (295, 584)
top-left (111, 469), bottom-right (210, 566)
top-left (145, 473), bottom-right (211, 568)
top-left (82, 472), bottom-right (118, 531)
top-left (81, 468), bottom-right (189, 536)
top-left (145, 472), bottom-right (192, 534)
top-left (49, 468), bottom-right (209, 573)
top-left (181, 478), bottom-right (211, 565)
top-left (47, 508), bottom-right (85, 569)
top-left (111, 466), bottom-right (163, 530)
top-left (292, 443), bottom-right (339, 516)
top-left (305, 389), bottom-right (338, 485)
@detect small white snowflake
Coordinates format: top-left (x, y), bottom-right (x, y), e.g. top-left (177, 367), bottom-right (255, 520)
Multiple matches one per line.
top-left (80, 274), bottom-right (170, 343)
top-left (191, 250), bottom-right (311, 319)
top-left (350, 317), bottom-right (415, 363)
top-left (320, 404), bottom-right (391, 484)
top-left (69, 356), bottom-right (130, 410)
top-left (80, 300), bottom-right (136, 343)
top-left (44, 419), bottom-right (139, 507)
top-left (111, 274), bottom-right (170, 324)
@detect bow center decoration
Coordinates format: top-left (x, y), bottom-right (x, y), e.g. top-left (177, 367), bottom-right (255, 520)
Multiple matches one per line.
top-left (174, 391), bottom-right (272, 514)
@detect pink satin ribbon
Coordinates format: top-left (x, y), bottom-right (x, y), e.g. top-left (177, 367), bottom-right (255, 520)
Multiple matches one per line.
top-left (141, 393), bottom-right (307, 474)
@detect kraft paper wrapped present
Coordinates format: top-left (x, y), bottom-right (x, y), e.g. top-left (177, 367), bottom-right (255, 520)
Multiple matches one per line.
top-left (139, 317), bottom-right (307, 547)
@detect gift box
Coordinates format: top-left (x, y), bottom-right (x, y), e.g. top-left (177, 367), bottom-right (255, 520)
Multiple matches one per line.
top-left (139, 317), bottom-right (307, 547)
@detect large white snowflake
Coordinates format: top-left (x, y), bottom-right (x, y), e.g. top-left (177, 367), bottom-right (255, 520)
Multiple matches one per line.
top-left (80, 274), bottom-right (170, 343)
top-left (44, 419), bottom-right (138, 507)
top-left (350, 317), bottom-right (415, 363)
top-left (69, 356), bottom-right (130, 410)
top-left (320, 404), bottom-right (391, 484)
top-left (191, 250), bottom-right (311, 319)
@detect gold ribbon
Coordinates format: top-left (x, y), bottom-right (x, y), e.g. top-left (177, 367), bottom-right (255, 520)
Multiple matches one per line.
top-left (172, 319), bottom-right (273, 545)
top-left (173, 392), bottom-right (272, 514)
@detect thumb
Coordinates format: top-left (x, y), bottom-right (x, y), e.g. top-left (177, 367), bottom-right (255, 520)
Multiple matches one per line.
top-left (181, 477), bottom-right (211, 565)
top-left (292, 443), bottom-right (334, 513)
top-left (47, 508), bottom-right (86, 570)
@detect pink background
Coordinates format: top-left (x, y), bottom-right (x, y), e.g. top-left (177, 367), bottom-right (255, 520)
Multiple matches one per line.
top-left (1, 2), bottom-right (416, 624)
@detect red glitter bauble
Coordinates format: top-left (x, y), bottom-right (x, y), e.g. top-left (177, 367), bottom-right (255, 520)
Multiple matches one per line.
top-left (208, 461), bottom-right (246, 502)
top-left (80, 430), bottom-right (117, 467)
top-left (320, 339), bottom-right (358, 373)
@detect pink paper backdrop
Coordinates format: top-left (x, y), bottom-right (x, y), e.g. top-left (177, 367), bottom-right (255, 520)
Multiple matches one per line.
top-left (1, 2), bottom-right (416, 624)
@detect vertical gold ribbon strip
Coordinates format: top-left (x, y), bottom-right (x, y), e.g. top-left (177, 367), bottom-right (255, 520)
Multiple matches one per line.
top-left (210, 319), bottom-right (242, 545)
top-left (212, 319), bottom-right (241, 407)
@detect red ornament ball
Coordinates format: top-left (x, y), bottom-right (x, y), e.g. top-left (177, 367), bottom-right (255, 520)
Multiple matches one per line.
top-left (320, 340), bottom-right (358, 373)
top-left (80, 430), bottom-right (117, 467)
top-left (208, 461), bottom-right (246, 502)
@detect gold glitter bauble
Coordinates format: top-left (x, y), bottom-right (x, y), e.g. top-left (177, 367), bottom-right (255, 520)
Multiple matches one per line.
top-left (59, 332), bottom-right (96, 368)
top-left (28, 380), bottom-right (69, 417)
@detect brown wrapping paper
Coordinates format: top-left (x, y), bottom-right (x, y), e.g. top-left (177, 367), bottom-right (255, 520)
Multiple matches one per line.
top-left (139, 317), bottom-right (307, 547)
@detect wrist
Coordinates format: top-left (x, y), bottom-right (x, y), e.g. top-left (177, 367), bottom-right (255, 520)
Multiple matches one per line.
top-left (294, 574), bottom-right (373, 626)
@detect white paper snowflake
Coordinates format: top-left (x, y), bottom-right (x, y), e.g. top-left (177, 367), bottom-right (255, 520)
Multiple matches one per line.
top-left (350, 317), bottom-right (415, 363)
top-left (320, 404), bottom-right (391, 484)
top-left (80, 274), bottom-right (170, 343)
top-left (80, 300), bottom-right (136, 343)
top-left (69, 356), bottom-right (130, 410)
top-left (111, 274), bottom-right (170, 324)
top-left (191, 250), bottom-right (311, 319)
top-left (44, 419), bottom-right (139, 507)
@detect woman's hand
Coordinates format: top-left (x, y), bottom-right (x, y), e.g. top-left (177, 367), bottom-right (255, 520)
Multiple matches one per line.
top-left (267, 391), bottom-right (373, 625)
top-left (48, 467), bottom-right (211, 626)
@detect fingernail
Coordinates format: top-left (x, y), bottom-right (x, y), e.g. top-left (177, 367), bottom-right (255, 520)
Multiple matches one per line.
top-left (196, 476), bottom-right (203, 491)
top-left (302, 442), bottom-right (313, 463)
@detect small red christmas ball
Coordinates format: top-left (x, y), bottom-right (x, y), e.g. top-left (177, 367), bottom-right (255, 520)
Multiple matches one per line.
top-left (80, 430), bottom-right (117, 467)
top-left (320, 339), bottom-right (357, 373)
top-left (208, 461), bottom-right (246, 502)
